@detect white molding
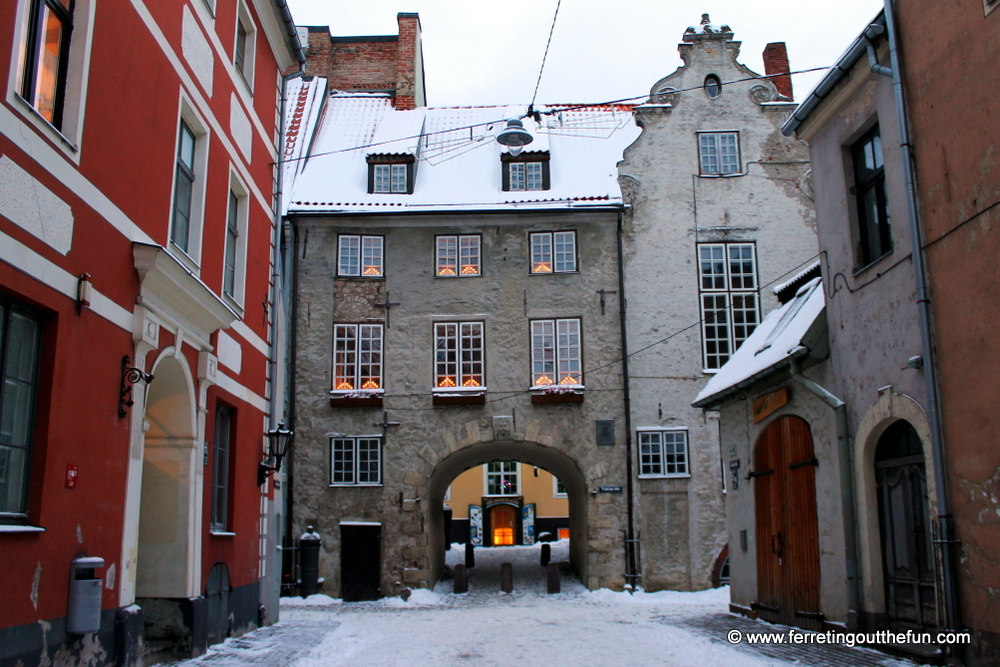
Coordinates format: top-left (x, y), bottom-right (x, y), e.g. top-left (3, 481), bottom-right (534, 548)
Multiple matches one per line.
top-left (216, 368), bottom-right (267, 412)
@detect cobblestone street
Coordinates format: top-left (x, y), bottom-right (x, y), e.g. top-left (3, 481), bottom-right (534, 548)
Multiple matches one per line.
top-left (164, 543), bottom-right (918, 667)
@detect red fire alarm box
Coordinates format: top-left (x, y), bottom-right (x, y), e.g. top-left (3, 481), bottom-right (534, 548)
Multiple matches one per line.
top-left (65, 464), bottom-right (79, 488)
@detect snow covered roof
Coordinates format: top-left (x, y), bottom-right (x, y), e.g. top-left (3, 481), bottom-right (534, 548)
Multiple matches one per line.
top-left (281, 76), bottom-right (327, 214)
top-left (772, 260), bottom-right (821, 303)
top-left (693, 278), bottom-right (826, 408)
top-left (684, 14), bottom-right (733, 38)
top-left (285, 94), bottom-right (639, 214)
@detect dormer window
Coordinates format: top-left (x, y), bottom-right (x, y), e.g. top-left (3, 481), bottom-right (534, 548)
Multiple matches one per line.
top-left (502, 152), bottom-right (550, 192)
top-left (367, 155), bottom-right (415, 194)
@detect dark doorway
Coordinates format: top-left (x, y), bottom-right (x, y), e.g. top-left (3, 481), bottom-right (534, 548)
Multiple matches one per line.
top-left (875, 420), bottom-right (936, 631)
top-left (340, 523), bottom-right (381, 601)
top-left (205, 563), bottom-right (230, 645)
top-left (754, 415), bottom-right (822, 630)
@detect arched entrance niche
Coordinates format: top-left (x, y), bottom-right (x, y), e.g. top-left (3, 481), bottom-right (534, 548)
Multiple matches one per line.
top-left (853, 390), bottom-right (937, 626)
top-left (426, 440), bottom-right (589, 587)
top-left (136, 349), bottom-right (199, 599)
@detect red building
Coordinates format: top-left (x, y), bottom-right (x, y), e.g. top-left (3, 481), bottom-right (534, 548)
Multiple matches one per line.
top-left (0, 0), bottom-right (302, 664)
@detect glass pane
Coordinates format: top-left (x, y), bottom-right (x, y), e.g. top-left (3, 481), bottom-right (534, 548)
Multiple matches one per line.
top-left (554, 232), bottom-right (576, 272)
top-left (699, 245), bottom-right (726, 290)
top-left (224, 192), bottom-right (239, 296)
top-left (358, 325), bottom-right (381, 389)
top-left (459, 236), bottom-right (480, 275)
top-left (460, 322), bottom-right (483, 386)
top-left (171, 168), bottom-right (193, 252)
top-left (373, 165), bottom-right (390, 193)
top-left (338, 236), bottom-right (360, 276)
top-left (526, 162), bottom-right (543, 190)
top-left (390, 164), bottom-right (407, 193)
top-left (435, 323), bottom-right (457, 387)
top-left (531, 233), bottom-right (552, 273)
top-left (0, 445), bottom-right (27, 514)
top-left (30, 5), bottom-right (68, 123)
top-left (178, 122), bottom-right (196, 169)
top-left (728, 244), bottom-right (755, 289)
top-left (361, 236), bottom-right (382, 276)
top-left (556, 319), bottom-right (581, 384)
top-left (720, 133), bottom-right (739, 174)
top-left (333, 325), bottom-right (357, 389)
top-left (699, 134), bottom-right (718, 174)
top-left (357, 439), bottom-right (380, 484)
top-left (331, 439), bottom-right (354, 483)
top-left (510, 163), bottom-right (525, 190)
top-left (531, 321), bottom-right (555, 385)
top-left (437, 237), bottom-right (457, 275)
top-left (235, 20), bottom-right (247, 74)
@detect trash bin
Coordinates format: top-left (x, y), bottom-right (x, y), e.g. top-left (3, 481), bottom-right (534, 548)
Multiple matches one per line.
top-left (68, 557), bottom-right (104, 634)
top-left (299, 526), bottom-right (321, 597)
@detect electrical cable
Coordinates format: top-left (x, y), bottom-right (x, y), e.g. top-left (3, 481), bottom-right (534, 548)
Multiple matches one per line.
top-left (529, 0), bottom-right (563, 111)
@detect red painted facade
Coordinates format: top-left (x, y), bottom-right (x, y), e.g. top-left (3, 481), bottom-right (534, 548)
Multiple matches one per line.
top-left (0, 0), bottom-right (300, 664)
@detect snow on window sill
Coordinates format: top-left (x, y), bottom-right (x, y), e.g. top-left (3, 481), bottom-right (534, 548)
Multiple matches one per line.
top-left (0, 524), bottom-right (46, 533)
top-left (330, 389), bottom-right (384, 397)
top-left (328, 483), bottom-right (383, 488)
top-left (210, 530), bottom-right (236, 537)
top-left (530, 384), bottom-right (585, 393)
top-left (638, 473), bottom-right (692, 480)
top-left (432, 386), bottom-right (486, 394)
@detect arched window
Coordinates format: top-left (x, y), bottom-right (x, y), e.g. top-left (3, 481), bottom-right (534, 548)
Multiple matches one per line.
top-left (704, 75), bottom-right (722, 99)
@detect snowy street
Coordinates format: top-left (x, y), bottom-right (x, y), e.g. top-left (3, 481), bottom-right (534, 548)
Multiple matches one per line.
top-left (165, 541), bottom-right (916, 667)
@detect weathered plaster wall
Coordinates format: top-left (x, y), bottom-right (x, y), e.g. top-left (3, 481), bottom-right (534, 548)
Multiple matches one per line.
top-left (292, 210), bottom-right (631, 595)
top-left (618, 27), bottom-right (818, 591)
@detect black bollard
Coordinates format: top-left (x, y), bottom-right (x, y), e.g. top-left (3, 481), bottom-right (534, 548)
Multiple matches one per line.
top-left (500, 562), bottom-right (513, 593)
top-left (465, 542), bottom-right (475, 568)
top-left (540, 543), bottom-right (551, 566)
top-left (299, 526), bottom-right (321, 597)
top-left (453, 564), bottom-right (468, 594)
top-left (546, 561), bottom-right (561, 594)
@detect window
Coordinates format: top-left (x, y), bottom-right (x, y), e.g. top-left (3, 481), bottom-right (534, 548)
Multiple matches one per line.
top-left (704, 75), bottom-right (722, 99)
top-left (211, 405), bottom-right (233, 531)
top-left (698, 242), bottom-right (759, 371)
top-left (486, 462), bottom-right (518, 496)
top-left (638, 429), bottom-right (689, 477)
top-left (530, 231), bottom-right (577, 274)
top-left (332, 324), bottom-right (383, 392)
top-left (330, 437), bottom-right (381, 485)
top-left (338, 235), bottom-right (383, 277)
top-left (171, 119), bottom-right (198, 255)
top-left (531, 318), bottom-right (582, 387)
top-left (367, 156), bottom-right (414, 194)
top-left (553, 477), bottom-right (567, 497)
top-left (436, 235), bottom-right (480, 276)
top-left (0, 299), bottom-right (41, 522)
top-left (852, 125), bottom-right (892, 266)
top-left (502, 153), bottom-right (550, 191)
top-left (434, 322), bottom-right (484, 389)
top-left (698, 131), bottom-right (740, 175)
top-left (233, 3), bottom-right (256, 88)
top-left (18, 0), bottom-right (74, 129)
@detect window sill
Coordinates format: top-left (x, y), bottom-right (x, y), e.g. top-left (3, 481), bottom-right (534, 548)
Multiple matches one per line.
top-left (638, 474), bottom-right (692, 480)
top-left (222, 293), bottom-right (245, 319)
top-left (529, 270), bottom-right (579, 276)
top-left (328, 483), bottom-right (383, 488)
top-left (698, 172), bottom-right (744, 178)
top-left (434, 274), bottom-right (482, 279)
top-left (0, 524), bottom-right (46, 533)
top-left (167, 243), bottom-right (202, 275)
top-left (336, 275), bottom-right (385, 280)
top-left (210, 530), bottom-right (236, 537)
top-left (852, 251), bottom-right (894, 277)
top-left (10, 94), bottom-right (80, 158)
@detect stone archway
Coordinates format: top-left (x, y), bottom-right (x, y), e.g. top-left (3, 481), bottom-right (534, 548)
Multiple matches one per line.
top-left (425, 440), bottom-right (590, 588)
top-left (136, 350), bottom-right (199, 600)
top-left (853, 390), bottom-right (937, 622)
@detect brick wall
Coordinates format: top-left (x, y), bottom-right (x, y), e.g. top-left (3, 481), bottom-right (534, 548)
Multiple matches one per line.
top-left (395, 13), bottom-right (420, 110)
top-left (763, 42), bottom-right (793, 101)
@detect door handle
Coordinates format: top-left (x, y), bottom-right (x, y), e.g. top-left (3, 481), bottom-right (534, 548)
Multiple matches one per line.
top-left (772, 532), bottom-right (784, 559)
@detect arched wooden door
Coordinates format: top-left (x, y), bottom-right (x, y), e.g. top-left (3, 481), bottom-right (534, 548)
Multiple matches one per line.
top-left (875, 420), bottom-right (936, 631)
top-left (754, 415), bottom-right (822, 630)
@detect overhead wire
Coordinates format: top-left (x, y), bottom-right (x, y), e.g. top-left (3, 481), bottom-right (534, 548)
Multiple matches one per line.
top-left (529, 0), bottom-right (563, 111)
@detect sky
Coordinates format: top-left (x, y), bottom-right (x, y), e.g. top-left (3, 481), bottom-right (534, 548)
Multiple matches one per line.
top-left (283, 0), bottom-right (884, 108)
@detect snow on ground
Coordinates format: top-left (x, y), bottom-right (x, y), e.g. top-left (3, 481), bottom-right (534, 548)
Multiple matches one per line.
top-left (281, 540), bottom-right (778, 667)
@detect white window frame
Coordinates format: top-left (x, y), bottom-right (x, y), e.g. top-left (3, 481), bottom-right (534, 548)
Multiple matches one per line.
top-left (509, 161), bottom-right (543, 191)
top-left (530, 231), bottom-right (577, 274)
top-left (233, 1), bottom-right (257, 93)
top-left (168, 99), bottom-right (210, 270)
top-left (698, 131), bottom-right (741, 176)
top-left (553, 476), bottom-right (567, 498)
top-left (484, 462), bottom-right (519, 496)
top-left (637, 428), bottom-right (690, 478)
top-left (337, 234), bottom-right (384, 277)
top-left (436, 235), bottom-right (481, 277)
top-left (530, 318), bottom-right (583, 389)
top-left (7, 0), bottom-right (96, 160)
top-left (373, 163), bottom-right (409, 193)
top-left (698, 242), bottom-right (759, 372)
top-left (210, 404), bottom-right (233, 532)
top-left (433, 321), bottom-right (485, 391)
top-left (332, 324), bottom-right (384, 394)
top-left (329, 436), bottom-right (382, 486)
top-left (222, 172), bottom-right (249, 310)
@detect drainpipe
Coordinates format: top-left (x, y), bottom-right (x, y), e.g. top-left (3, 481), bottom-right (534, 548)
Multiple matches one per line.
top-left (789, 358), bottom-right (861, 629)
top-left (616, 206), bottom-right (639, 590)
top-left (877, 0), bottom-right (962, 645)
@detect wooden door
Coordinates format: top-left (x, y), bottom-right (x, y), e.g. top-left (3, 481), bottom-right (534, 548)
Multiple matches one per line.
top-left (340, 524), bottom-right (381, 601)
top-left (491, 505), bottom-right (515, 546)
top-left (205, 562), bottom-right (229, 644)
top-left (754, 416), bottom-right (822, 630)
top-left (875, 420), bottom-right (936, 631)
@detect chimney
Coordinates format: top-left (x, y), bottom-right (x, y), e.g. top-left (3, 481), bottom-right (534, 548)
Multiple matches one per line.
top-left (303, 26), bottom-right (333, 80)
top-left (762, 42), bottom-right (793, 101)
top-left (394, 13), bottom-right (425, 109)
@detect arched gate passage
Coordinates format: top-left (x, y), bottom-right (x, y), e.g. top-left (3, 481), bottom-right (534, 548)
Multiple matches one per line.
top-left (426, 440), bottom-right (589, 587)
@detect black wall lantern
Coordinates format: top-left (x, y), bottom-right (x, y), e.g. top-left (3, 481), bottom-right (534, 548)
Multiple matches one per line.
top-left (258, 423), bottom-right (294, 486)
top-left (119, 355), bottom-right (154, 419)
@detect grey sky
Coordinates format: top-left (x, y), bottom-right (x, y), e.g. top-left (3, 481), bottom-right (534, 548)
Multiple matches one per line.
top-left (284, 0), bottom-right (883, 107)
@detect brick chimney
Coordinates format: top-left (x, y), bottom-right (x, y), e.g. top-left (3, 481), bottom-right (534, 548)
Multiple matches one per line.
top-left (762, 42), bottom-right (793, 101)
top-left (394, 13), bottom-right (424, 110)
top-left (303, 26), bottom-right (333, 79)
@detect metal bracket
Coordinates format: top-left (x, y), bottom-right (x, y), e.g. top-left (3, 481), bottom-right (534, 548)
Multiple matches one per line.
top-left (119, 355), bottom-right (154, 419)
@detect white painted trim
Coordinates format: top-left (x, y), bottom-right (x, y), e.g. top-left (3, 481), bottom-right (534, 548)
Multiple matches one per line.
top-left (216, 368), bottom-right (268, 412)
top-left (230, 320), bottom-right (268, 356)
top-left (0, 227), bottom-right (133, 331)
